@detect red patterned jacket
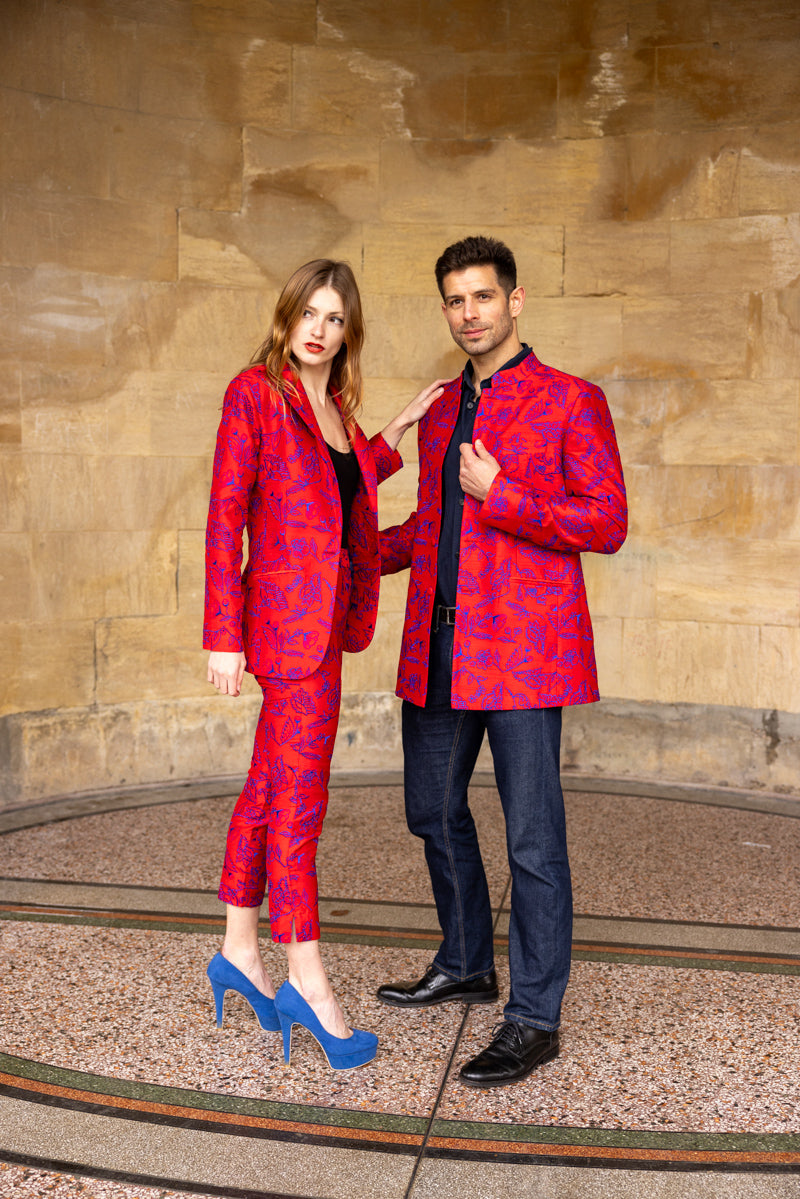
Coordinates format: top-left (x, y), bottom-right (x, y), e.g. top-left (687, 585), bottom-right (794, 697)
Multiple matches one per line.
top-left (204, 365), bottom-right (402, 679)
top-left (380, 351), bottom-right (627, 710)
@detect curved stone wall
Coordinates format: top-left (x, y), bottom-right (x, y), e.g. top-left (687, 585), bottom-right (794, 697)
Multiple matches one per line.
top-left (1, 0), bottom-right (799, 805)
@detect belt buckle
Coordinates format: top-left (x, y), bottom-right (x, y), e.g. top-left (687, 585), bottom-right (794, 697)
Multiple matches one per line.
top-left (433, 605), bottom-right (456, 632)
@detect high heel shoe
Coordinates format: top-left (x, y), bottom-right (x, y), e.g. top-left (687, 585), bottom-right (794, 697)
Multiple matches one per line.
top-left (274, 981), bottom-right (378, 1070)
top-left (206, 952), bottom-right (281, 1032)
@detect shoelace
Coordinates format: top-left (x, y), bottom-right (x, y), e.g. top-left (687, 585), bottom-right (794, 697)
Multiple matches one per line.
top-left (488, 1020), bottom-right (526, 1054)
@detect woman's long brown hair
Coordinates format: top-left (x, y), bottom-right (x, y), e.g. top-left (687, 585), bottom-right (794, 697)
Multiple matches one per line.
top-left (251, 259), bottom-right (365, 427)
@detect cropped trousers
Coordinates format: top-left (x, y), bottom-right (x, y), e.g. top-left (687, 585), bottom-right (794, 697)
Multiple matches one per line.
top-left (218, 550), bottom-right (351, 943)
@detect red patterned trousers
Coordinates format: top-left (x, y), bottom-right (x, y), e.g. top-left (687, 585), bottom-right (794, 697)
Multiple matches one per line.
top-left (218, 552), bottom-right (351, 942)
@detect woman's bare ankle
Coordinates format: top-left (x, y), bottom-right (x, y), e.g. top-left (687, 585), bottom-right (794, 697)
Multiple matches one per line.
top-left (221, 944), bottom-right (274, 997)
top-left (289, 977), bottom-right (350, 1038)
top-left (288, 972), bottom-right (331, 1005)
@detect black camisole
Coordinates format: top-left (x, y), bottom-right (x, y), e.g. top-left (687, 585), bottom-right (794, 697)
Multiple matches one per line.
top-left (325, 442), bottom-right (360, 547)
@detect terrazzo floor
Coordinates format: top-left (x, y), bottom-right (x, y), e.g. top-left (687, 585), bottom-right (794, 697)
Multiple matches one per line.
top-left (1, 774), bottom-right (799, 1198)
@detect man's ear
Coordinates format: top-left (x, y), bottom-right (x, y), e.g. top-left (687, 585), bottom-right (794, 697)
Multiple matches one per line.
top-left (509, 286), bottom-right (525, 317)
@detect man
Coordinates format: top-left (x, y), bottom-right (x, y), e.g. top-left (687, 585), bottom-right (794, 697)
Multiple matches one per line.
top-left (377, 236), bottom-right (627, 1087)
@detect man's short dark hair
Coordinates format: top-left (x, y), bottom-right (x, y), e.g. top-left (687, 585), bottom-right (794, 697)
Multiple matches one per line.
top-left (435, 235), bottom-right (517, 298)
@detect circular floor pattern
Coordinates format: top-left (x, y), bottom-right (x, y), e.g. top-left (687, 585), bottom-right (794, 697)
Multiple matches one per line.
top-left (1, 774), bottom-right (799, 1199)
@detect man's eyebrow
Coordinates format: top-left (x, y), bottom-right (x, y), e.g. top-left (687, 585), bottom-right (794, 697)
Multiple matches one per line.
top-left (444, 286), bottom-right (497, 302)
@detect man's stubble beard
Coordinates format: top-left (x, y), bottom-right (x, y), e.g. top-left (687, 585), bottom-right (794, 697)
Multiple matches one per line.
top-left (451, 307), bottom-right (513, 358)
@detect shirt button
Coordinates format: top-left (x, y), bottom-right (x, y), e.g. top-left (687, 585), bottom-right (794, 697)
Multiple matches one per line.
top-left (459, 497), bottom-right (465, 506)
top-left (466, 401), bottom-right (474, 409)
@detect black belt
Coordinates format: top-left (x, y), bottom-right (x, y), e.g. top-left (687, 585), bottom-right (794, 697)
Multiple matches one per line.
top-left (433, 605), bottom-right (457, 630)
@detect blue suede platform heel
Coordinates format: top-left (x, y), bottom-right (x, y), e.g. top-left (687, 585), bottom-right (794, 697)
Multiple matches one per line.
top-left (274, 981), bottom-right (378, 1070)
top-left (206, 952), bottom-right (281, 1032)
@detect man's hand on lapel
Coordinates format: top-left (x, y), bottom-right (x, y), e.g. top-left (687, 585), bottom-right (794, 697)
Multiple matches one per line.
top-left (459, 439), bottom-right (501, 503)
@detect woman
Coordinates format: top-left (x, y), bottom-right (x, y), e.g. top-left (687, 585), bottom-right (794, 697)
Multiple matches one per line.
top-left (203, 259), bottom-right (442, 1070)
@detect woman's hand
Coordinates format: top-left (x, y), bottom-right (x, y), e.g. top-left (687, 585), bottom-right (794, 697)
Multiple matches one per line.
top-left (380, 379), bottom-right (448, 451)
top-left (207, 651), bottom-right (246, 696)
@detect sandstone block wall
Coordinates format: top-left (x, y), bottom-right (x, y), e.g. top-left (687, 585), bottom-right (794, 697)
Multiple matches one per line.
top-left (1, 0), bottom-right (799, 804)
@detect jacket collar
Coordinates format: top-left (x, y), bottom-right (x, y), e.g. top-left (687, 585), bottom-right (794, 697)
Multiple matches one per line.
top-left (458, 344), bottom-right (538, 393)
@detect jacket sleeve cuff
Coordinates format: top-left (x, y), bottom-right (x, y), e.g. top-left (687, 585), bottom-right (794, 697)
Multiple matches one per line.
top-left (480, 472), bottom-right (514, 521)
top-left (203, 626), bottom-right (244, 653)
top-left (479, 473), bottom-right (544, 535)
top-left (370, 432), bottom-right (403, 483)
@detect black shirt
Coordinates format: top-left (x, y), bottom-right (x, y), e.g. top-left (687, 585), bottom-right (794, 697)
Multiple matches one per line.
top-left (435, 344), bottom-right (532, 609)
top-left (326, 442), bottom-right (360, 548)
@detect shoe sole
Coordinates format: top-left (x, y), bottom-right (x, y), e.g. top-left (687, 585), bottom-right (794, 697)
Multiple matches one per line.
top-left (458, 1044), bottom-right (560, 1088)
top-left (377, 990), bottom-right (499, 1009)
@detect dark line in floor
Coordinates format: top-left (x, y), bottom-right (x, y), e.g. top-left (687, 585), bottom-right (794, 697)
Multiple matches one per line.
top-left (3, 908), bottom-right (798, 974)
top-left (573, 913), bottom-right (800, 934)
top-left (0, 1059), bottom-right (426, 1134)
top-left (422, 1145), bottom-right (800, 1173)
top-left (0, 875), bottom-right (226, 896)
top-left (0, 1083), bottom-right (420, 1152)
top-left (4, 880), bottom-right (799, 937)
top-left (2, 773), bottom-right (797, 842)
top-left (0, 1151), bottom-right (313, 1199)
top-left (404, 871), bottom-right (516, 1198)
top-left (404, 1005), bottom-right (472, 1199)
top-left (4, 1070), bottom-right (797, 1163)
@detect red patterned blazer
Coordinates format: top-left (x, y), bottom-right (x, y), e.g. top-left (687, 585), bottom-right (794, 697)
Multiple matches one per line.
top-left (204, 365), bottom-right (402, 679)
top-left (380, 351), bottom-right (627, 710)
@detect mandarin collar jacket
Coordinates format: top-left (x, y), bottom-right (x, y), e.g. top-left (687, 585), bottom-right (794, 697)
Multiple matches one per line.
top-left (204, 365), bottom-right (402, 679)
top-left (380, 350), bottom-right (627, 710)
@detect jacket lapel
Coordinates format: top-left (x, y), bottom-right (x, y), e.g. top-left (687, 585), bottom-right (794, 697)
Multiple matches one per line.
top-left (280, 366), bottom-right (323, 443)
top-left (280, 364), bottom-right (376, 527)
top-left (350, 420), bottom-right (377, 505)
top-left (428, 376), bottom-right (462, 471)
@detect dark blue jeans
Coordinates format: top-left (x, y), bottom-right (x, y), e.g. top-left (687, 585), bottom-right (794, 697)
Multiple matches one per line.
top-left (402, 623), bottom-right (572, 1031)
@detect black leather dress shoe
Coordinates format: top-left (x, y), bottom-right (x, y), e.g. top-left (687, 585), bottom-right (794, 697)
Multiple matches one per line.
top-left (376, 963), bottom-right (498, 1008)
top-left (458, 1020), bottom-right (559, 1087)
